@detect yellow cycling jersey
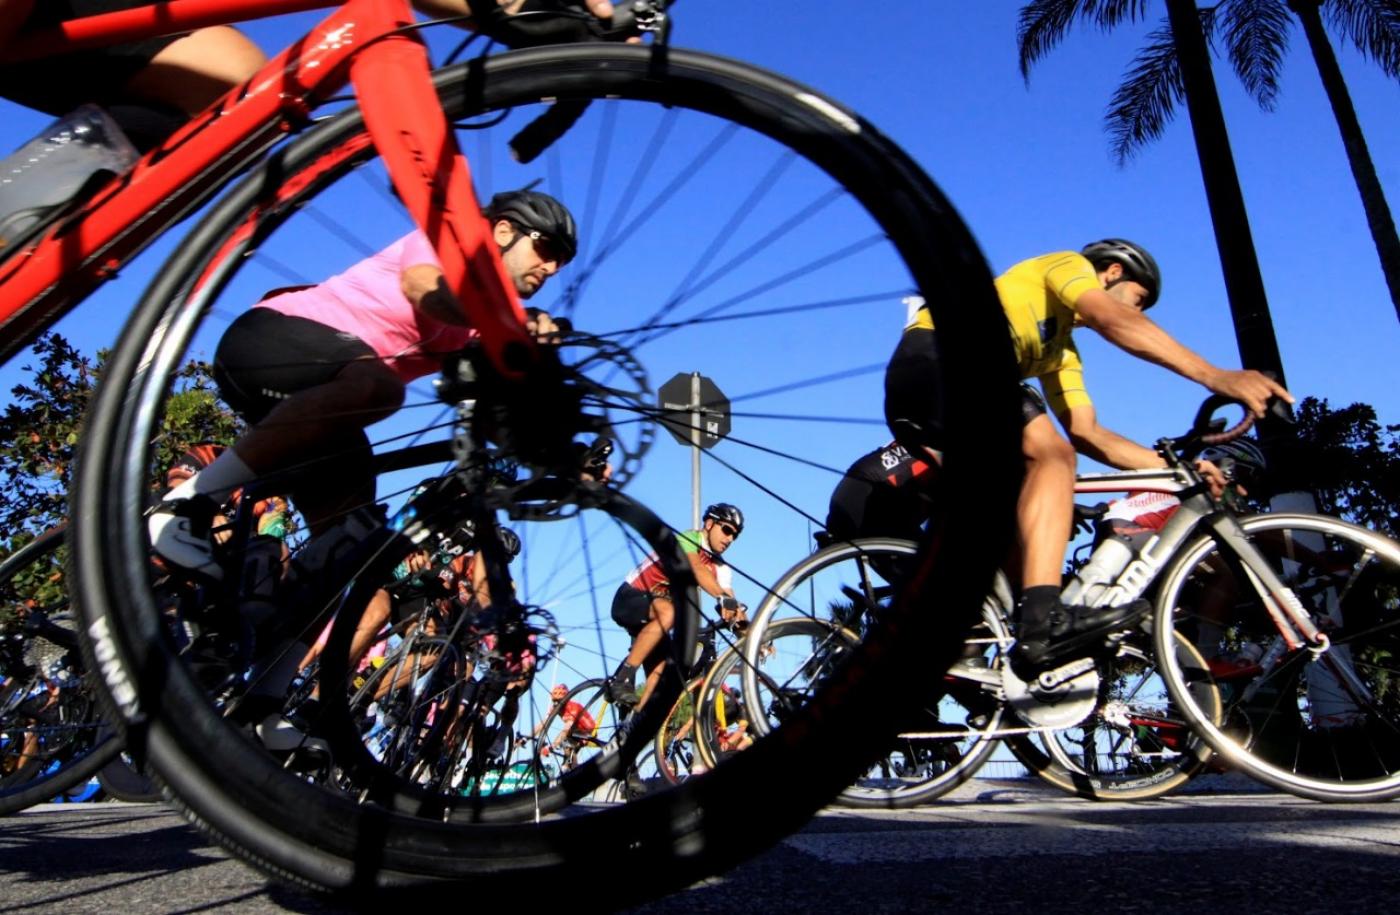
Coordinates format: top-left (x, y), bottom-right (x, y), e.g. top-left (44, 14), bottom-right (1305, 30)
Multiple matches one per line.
top-left (907, 251), bottom-right (1098, 416)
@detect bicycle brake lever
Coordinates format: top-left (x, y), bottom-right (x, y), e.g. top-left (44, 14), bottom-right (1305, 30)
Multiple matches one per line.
top-left (1268, 396), bottom-right (1296, 425)
top-left (596, 0), bottom-right (671, 40)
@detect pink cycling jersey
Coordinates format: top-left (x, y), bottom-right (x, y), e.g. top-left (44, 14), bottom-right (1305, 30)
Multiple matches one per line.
top-left (255, 231), bottom-right (476, 383)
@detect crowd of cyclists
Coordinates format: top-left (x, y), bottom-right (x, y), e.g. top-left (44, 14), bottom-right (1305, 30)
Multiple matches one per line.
top-left (5, 0), bottom-right (1393, 851)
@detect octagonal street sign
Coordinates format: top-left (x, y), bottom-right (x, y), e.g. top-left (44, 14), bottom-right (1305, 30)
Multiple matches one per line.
top-left (657, 372), bottom-right (730, 449)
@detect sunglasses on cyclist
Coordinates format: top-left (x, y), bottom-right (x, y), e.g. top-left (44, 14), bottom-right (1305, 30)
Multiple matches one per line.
top-left (718, 523), bottom-right (740, 539)
top-left (526, 230), bottom-right (571, 266)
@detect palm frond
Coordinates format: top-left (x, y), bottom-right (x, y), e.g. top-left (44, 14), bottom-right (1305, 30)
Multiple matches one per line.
top-left (1018, 0), bottom-right (1086, 79)
top-left (1220, 0), bottom-right (1291, 109)
top-left (1106, 19), bottom-right (1186, 164)
top-left (1017, 0), bottom-right (1157, 79)
top-left (1325, 0), bottom-right (1400, 79)
top-left (1089, 0), bottom-right (1157, 30)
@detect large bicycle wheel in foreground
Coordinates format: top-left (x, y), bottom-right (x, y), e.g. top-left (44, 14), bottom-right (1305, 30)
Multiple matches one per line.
top-left (70, 44), bottom-right (1019, 899)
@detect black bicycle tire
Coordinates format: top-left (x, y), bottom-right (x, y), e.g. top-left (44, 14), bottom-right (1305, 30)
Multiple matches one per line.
top-left (836, 612), bottom-right (1008, 809)
top-left (70, 44), bottom-right (1018, 898)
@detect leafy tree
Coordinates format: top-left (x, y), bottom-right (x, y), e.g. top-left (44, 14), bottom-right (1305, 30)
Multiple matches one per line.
top-left (1274, 395), bottom-right (1400, 535)
top-left (0, 333), bottom-right (241, 538)
top-left (0, 334), bottom-right (240, 629)
top-left (1018, 0), bottom-right (1400, 323)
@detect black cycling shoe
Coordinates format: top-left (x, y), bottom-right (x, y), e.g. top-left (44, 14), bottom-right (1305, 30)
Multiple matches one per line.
top-left (607, 679), bottom-right (641, 710)
top-left (1009, 599), bottom-right (1150, 681)
top-left (604, 675), bottom-right (638, 708)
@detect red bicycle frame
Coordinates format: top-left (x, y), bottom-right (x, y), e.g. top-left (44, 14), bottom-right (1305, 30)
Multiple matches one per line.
top-left (0, 0), bottom-right (534, 374)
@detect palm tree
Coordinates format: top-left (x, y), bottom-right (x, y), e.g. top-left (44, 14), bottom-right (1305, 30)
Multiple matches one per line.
top-left (1019, 0), bottom-right (1400, 327)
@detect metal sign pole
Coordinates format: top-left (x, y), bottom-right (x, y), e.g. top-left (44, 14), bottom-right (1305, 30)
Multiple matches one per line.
top-left (690, 371), bottom-right (701, 530)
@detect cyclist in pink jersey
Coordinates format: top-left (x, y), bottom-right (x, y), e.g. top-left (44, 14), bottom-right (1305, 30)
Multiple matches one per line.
top-left (149, 189), bottom-right (577, 580)
top-left (605, 503), bottom-right (747, 708)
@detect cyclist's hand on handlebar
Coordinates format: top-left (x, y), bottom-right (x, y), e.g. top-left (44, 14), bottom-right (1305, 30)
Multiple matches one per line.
top-left (525, 307), bottom-right (568, 343)
top-left (462, 0), bottom-right (646, 48)
top-left (1205, 368), bottom-right (1294, 419)
top-left (719, 599), bottom-right (748, 630)
top-left (1193, 458), bottom-right (1236, 500)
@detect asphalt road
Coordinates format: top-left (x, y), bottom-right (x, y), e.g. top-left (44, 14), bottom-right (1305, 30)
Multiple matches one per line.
top-left (3, 780), bottom-right (1399, 913)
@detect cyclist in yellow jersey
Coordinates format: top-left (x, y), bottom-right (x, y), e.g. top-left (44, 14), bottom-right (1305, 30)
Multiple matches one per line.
top-left (885, 239), bottom-right (1292, 678)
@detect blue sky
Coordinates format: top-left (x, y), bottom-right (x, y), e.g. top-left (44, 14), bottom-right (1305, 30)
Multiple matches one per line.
top-left (1, 2), bottom-right (1397, 688)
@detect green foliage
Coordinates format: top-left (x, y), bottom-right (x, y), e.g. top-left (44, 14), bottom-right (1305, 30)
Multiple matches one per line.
top-left (0, 531), bottom-right (67, 634)
top-left (0, 335), bottom-right (95, 537)
top-left (0, 333), bottom-right (242, 542)
top-left (1277, 396), bottom-right (1400, 536)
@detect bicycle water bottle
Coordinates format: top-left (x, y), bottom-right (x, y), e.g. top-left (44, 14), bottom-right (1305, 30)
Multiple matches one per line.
top-left (1061, 537), bottom-right (1134, 607)
top-left (0, 105), bottom-right (137, 249)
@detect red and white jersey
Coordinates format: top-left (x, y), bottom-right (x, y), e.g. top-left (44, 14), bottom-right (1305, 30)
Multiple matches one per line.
top-left (1102, 491), bottom-right (1181, 537)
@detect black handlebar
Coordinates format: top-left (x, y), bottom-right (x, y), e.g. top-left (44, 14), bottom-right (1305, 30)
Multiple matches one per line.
top-left (1166, 391), bottom-right (1293, 459)
top-left (493, 1), bottom-right (672, 161)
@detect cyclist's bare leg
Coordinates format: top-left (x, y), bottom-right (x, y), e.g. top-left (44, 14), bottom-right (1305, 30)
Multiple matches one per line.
top-left (301, 587), bottom-right (394, 698)
top-left (1018, 414), bottom-right (1076, 592)
top-left (120, 26), bottom-right (267, 116)
top-left (622, 596), bottom-right (674, 669)
top-left (1011, 414), bottom-right (1151, 675)
top-left (636, 657), bottom-right (666, 709)
top-left (17, 728), bottom-right (39, 769)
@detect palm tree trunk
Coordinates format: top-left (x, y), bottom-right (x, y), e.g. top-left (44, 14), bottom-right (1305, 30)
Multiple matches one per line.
top-left (1288, 0), bottom-right (1400, 325)
top-left (1164, 0), bottom-right (1288, 386)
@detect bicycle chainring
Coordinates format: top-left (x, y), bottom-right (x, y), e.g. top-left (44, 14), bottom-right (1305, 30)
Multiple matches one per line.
top-left (1003, 665), bottom-right (1100, 730)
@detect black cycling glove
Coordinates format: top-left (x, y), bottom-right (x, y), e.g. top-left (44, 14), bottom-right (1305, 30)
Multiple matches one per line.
top-left (465, 0), bottom-right (618, 48)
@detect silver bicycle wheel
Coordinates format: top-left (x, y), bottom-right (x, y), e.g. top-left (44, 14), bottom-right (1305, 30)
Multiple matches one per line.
top-left (742, 540), bottom-right (1008, 807)
top-left (1153, 513), bottom-right (1400, 801)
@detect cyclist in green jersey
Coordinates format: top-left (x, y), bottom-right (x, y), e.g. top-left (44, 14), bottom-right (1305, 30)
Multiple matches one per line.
top-left (606, 503), bottom-right (746, 707)
top-left (885, 239), bottom-right (1292, 678)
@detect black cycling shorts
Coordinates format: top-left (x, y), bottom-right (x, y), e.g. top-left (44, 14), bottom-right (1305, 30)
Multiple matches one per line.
top-left (884, 326), bottom-right (1054, 451)
top-left (214, 308), bottom-right (377, 423)
top-left (0, 1), bottom-right (188, 151)
top-left (214, 308), bottom-right (382, 499)
top-left (610, 583), bottom-right (656, 635)
top-left (825, 476), bottom-right (929, 543)
top-left (883, 327), bottom-right (945, 454)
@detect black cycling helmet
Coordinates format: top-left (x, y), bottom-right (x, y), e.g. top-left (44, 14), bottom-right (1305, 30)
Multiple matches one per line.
top-left (484, 189), bottom-right (577, 264)
top-left (1200, 439), bottom-right (1267, 489)
top-left (439, 520), bottom-right (521, 561)
top-left (703, 503), bottom-right (745, 535)
top-left (1081, 238), bottom-right (1161, 309)
top-left (496, 526), bottom-right (523, 561)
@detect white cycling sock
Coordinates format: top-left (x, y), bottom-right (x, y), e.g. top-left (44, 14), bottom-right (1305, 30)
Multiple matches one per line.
top-left (165, 449), bottom-right (257, 504)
